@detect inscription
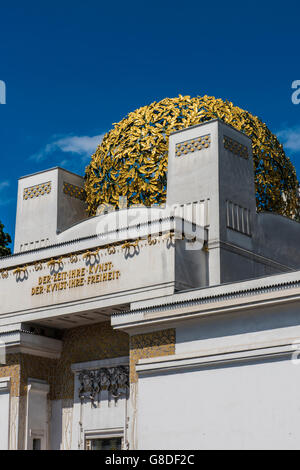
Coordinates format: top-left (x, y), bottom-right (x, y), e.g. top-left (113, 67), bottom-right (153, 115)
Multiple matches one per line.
top-left (31, 262), bottom-right (121, 296)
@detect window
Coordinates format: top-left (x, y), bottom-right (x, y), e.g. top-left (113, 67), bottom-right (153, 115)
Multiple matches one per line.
top-left (85, 437), bottom-right (122, 450)
top-left (32, 438), bottom-right (41, 450)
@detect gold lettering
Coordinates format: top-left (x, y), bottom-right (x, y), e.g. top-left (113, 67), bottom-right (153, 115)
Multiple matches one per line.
top-left (76, 278), bottom-right (84, 287)
top-left (32, 260), bottom-right (121, 295)
top-left (33, 286), bottom-right (44, 295)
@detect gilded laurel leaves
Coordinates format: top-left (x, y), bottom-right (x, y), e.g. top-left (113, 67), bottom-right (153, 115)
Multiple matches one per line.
top-left (85, 95), bottom-right (298, 218)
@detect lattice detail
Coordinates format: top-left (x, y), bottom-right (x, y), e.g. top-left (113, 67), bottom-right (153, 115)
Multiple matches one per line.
top-left (224, 135), bottom-right (248, 159)
top-left (23, 182), bottom-right (51, 200)
top-left (63, 182), bottom-right (86, 201)
top-left (175, 134), bottom-right (211, 157)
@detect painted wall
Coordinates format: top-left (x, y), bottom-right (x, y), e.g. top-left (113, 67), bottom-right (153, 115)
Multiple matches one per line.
top-left (0, 378), bottom-right (10, 449)
top-left (175, 303), bottom-right (300, 356)
top-left (137, 356), bottom-right (300, 450)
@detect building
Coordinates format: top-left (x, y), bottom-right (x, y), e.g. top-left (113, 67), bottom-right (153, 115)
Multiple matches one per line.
top-left (1, 118), bottom-right (300, 450)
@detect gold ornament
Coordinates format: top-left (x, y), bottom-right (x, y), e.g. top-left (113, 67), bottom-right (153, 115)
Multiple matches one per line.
top-left (47, 258), bottom-right (63, 269)
top-left (82, 249), bottom-right (100, 262)
top-left (85, 95), bottom-right (298, 218)
top-left (0, 269), bottom-right (8, 279)
top-left (34, 262), bottom-right (43, 271)
top-left (69, 254), bottom-right (78, 263)
top-left (13, 265), bottom-right (28, 275)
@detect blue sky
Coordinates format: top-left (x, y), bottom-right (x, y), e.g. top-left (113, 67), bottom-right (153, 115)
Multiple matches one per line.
top-left (1, 0), bottom-right (300, 248)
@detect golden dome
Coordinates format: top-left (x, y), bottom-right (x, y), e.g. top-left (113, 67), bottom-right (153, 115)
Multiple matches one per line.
top-left (85, 95), bottom-right (298, 217)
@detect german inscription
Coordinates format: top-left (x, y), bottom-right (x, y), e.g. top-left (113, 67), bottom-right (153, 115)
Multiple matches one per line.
top-left (31, 261), bottom-right (121, 296)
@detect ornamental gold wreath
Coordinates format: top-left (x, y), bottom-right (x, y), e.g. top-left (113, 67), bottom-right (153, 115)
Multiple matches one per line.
top-left (85, 95), bottom-right (298, 219)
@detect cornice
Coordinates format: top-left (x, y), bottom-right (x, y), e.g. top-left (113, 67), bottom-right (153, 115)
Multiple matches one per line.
top-left (0, 216), bottom-right (203, 272)
top-left (136, 342), bottom-right (298, 376)
top-left (112, 271), bottom-right (300, 331)
top-left (0, 330), bottom-right (62, 359)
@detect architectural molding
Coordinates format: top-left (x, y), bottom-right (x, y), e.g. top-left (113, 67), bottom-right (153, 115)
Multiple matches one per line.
top-left (27, 379), bottom-right (50, 395)
top-left (84, 427), bottom-right (124, 440)
top-left (0, 216), bottom-right (206, 270)
top-left (112, 271), bottom-right (300, 331)
top-left (136, 341), bottom-right (299, 376)
top-left (0, 330), bottom-right (62, 359)
top-left (0, 376), bottom-right (11, 393)
top-left (71, 356), bottom-right (129, 373)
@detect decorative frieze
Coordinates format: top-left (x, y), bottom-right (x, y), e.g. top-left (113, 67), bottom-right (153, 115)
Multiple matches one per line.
top-left (0, 233), bottom-right (174, 281)
top-left (223, 135), bottom-right (248, 159)
top-left (82, 248), bottom-right (100, 263)
top-left (130, 329), bottom-right (176, 383)
top-left (63, 182), bottom-right (86, 201)
top-left (34, 262), bottom-right (43, 271)
top-left (175, 134), bottom-right (211, 157)
top-left (47, 257), bottom-right (64, 269)
top-left (78, 366), bottom-right (129, 405)
top-left (13, 266), bottom-right (28, 276)
top-left (23, 182), bottom-right (51, 200)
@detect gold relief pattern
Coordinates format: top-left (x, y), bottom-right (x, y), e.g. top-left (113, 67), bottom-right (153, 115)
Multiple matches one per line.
top-left (63, 182), bottom-right (86, 201)
top-left (1, 233), bottom-right (169, 280)
top-left (0, 355), bottom-right (21, 397)
top-left (0, 269), bottom-right (8, 279)
top-left (47, 257), bottom-right (64, 269)
top-left (34, 262), bottom-right (43, 271)
top-left (23, 182), bottom-right (51, 200)
top-left (69, 254), bottom-right (78, 263)
top-left (130, 329), bottom-right (176, 383)
top-left (0, 323), bottom-right (129, 402)
top-left (13, 265), bottom-right (28, 276)
top-left (0, 354), bottom-right (56, 397)
top-left (19, 354), bottom-right (57, 397)
top-left (52, 322), bottom-right (129, 400)
top-left (85, 95), bottom-right (298, 218)
top-left (224, 135), bottom-right (248, 159)
top-left (0, 327), bottom-right (175, 404)
top-left (175, 134), bottom-right (211, 157)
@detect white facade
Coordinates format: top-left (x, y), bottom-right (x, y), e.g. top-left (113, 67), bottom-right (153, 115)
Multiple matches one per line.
top-left (126, 275), bottom-right (300, 449)
top-left (0, 119), bottom-right (300, 449)
top-left (0, 378), bottom-right (10, 450)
